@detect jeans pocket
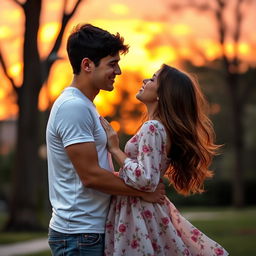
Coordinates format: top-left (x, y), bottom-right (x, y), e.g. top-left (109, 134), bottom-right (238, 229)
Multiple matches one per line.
top-left (48, 238), bottom-right (66, 256)
top-left (79, 233), bottom-right (101, 246)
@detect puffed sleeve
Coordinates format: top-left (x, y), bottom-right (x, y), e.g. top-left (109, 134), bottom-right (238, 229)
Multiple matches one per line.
top-left (119, 121), bottom-right (166, 192)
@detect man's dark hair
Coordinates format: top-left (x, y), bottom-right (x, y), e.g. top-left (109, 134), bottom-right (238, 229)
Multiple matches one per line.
top-left (67, 24), bottom-right (129, 74)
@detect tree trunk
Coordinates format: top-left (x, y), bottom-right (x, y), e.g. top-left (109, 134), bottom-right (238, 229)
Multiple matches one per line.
top-left (227, 74), bottom-right (245, 207)
top-left (6, 91), bottom-right (42, 230)
top-left (2, 0), bottom-right (83, 231)
top-left (4, 0), bottom-right (43, 231)
top-left (231, 98), bottom-right (245, 207)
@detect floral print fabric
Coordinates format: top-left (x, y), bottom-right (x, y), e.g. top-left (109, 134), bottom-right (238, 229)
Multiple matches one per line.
top-left (105, 120), bottom-right (228, 256)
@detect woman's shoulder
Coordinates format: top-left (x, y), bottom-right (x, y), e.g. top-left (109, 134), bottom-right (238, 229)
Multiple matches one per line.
top-left (142, 119), bottom-right (165, 128)
top-left (140, 120), bottom-right (166, 134)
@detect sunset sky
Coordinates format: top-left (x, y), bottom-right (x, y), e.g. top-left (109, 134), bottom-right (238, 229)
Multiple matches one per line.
top-left (0, 0), bottom-right (256, 133)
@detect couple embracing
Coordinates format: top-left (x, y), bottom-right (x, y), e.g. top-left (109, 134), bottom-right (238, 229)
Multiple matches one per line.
top-left (46, 24), bottom-right (228, 256)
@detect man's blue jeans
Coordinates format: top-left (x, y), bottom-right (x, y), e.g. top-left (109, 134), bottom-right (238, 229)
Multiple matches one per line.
top-left (48, 228), bottom-right (105, 256)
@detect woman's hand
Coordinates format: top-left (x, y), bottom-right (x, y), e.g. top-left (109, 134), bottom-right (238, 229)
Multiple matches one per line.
top-left (100, 117), bottom-right (120, 153)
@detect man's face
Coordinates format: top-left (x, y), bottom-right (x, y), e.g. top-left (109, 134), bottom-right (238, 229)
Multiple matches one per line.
top-left (91, 53), bottom-right (121, 91)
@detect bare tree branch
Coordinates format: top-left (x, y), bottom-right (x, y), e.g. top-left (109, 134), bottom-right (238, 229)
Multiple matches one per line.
top-left (215, 0), bottom-right (227, 50)
top-left (49, 0), bottom-right (84, 58)
top-left (232, 0), bottom-right (246, 71)
top-left (213, 0), bottom-right (233, 79)
top-left (0, 49), bottom-right (18, 93)
top-left (41, 0), bottom-right (84, 83)
top-left (12, 0), bottom-right (24, 8)
top-left (67, 0), bottom-right (83, 17)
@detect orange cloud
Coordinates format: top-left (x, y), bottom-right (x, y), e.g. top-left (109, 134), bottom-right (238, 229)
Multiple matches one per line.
top-left (109, 4), bottom-right (130, 15)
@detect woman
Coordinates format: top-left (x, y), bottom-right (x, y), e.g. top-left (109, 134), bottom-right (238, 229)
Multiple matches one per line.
top-left (100, 64), bottom-right (228, 256)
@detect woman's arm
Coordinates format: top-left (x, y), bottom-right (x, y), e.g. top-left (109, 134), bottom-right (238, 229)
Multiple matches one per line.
top-left (100, 117), bottom-right (165, 192)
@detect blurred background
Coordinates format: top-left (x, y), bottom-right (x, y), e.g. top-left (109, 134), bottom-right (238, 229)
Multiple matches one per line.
top-left (0, 0), bottom-right (255, 255)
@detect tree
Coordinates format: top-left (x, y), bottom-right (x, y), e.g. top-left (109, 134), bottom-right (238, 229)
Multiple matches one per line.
top-left (165, 0), bottom-right (256, 207)
top-left (0, 0), bottom-right (84, 231)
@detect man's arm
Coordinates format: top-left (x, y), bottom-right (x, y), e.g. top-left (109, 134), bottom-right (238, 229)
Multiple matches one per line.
top-left (65, 142), bottom-right (165, 202)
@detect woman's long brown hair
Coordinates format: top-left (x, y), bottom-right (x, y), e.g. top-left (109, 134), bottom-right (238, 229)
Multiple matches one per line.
top-left (155, 64), bottom-right (220, 195)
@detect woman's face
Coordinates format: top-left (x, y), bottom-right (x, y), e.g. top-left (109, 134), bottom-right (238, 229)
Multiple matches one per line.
top-left (136, 69), bottom-right (162, 103)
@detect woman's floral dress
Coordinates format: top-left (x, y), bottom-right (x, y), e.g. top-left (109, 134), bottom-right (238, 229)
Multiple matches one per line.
top-left (105, 120), bottom-right (228, 256)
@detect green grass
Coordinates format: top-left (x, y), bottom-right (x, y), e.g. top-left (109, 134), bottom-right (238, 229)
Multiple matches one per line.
top-left (26, 251), bottom-right (51, 256)
top-left (0, 212), bottom-right (48, 245)
top-left (181, 207), bottom-right (256, 256)
top-left (0, 212), bottom-right (7, 230)
top-left (0, 207), bottom-right (255, 256)
top-left (0, 232), bottom-right (48, 245)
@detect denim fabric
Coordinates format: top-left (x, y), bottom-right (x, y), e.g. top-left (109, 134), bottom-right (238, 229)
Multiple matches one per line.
top-left (48, 228), bottom-right (105, 256)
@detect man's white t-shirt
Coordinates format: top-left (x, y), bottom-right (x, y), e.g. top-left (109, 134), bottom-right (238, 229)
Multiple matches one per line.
top-left (46, 87), bottom-right (113, 234)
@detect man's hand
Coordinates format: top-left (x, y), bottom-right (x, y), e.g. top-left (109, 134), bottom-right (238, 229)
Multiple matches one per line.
top-left (141, 183), bottom-right (166, 204)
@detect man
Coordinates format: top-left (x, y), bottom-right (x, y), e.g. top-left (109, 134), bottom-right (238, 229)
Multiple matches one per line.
top-left (46, 24), bottom-right (165, 255)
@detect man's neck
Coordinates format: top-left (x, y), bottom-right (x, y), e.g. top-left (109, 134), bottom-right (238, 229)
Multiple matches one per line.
top-left (70, 76), bottom-right (99, 102)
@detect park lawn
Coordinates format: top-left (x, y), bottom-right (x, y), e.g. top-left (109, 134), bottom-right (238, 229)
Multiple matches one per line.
top-left (1, 207), bottom-right (255, 256)
top-left (26, 251), bottom-right (51, 256)
top-left (181, 207), bottom-right (256, 256)
top-left (0, 232), bottom-right (48, 245)
top-left (0, 212), bottom-right (48, 244)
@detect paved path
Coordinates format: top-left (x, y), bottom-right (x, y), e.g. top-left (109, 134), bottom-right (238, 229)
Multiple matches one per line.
top-left (0, 211), bottom-right (222, 256)
top-left (183, 211), bottom-right (222, 220)
top-left (0, 238), bottom-right (49, 256)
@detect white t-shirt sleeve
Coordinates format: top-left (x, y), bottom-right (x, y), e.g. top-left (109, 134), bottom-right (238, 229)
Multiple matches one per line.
top-left (55, 99), bottom-right (95, 147)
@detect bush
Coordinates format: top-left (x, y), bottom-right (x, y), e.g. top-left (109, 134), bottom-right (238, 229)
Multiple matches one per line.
top-left (164, 179), bottom-right (256, 206)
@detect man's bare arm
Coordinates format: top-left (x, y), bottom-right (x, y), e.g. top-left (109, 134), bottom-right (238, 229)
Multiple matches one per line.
top-left (65, 142), bottom-right (165, 202)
